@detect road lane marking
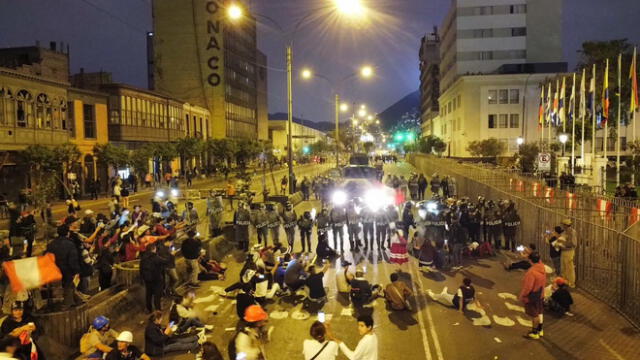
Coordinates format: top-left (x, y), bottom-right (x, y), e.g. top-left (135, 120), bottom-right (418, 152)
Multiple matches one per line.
top-left (410, 258), bottom-right (445, 360)
top-left (405, 259), bottom-right (434, 360)
top-left (599, 339), bottom-right (626, 360)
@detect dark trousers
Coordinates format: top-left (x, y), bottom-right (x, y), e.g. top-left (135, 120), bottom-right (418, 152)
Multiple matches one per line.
top-left (145, 280), bottom-right (163, 312)
top-left (25, 235), bottom-right (35, 257)
top-left (90, 190), bottom-right (98, 200)
top-left (300, 229), bottom-right (311, 252)
top-left (376, 225), bottom-right (388, 248)
top-left (98, 270), bottom-right (112, 290)
top-left (62, 276), bottom-right (77, 308)
top-left (363, 223), bottom-right (375, 249)
top-left (348, 225), bottom-right (360, 248)
top-left (257, 227), bottom-right (268, 245)
top-left (488, 227), bottom-right (502, 249)
top-left (285, 227), bottom-right (295, 247)
top-left (235, 226), bottom-right (249, 252)
top-left (504, 232), bottom-right (516, 251)
top-left (332, 226), bottom-right (344, 251)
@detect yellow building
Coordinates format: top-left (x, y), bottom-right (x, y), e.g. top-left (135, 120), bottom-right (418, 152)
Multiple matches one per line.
top-left (268, 119), bottom-right (326, 157)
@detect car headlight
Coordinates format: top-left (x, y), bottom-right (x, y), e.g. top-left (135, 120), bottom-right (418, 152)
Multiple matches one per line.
top-left (426, 201), bottom-right (438, 213)
top-left (418, 209), bottom-right (427, 219)
top-left (171, 189), bottom-right (179, 197)
top-left (364, 187), bottom-right (394, 212)
top-left (332, 190), bottom-right (347, 206)
top-left (156, 191), bottom-right (165, 198)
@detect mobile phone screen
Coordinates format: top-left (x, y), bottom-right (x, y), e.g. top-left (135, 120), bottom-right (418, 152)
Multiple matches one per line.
top-left (318, 312), bottom-right (325, 323)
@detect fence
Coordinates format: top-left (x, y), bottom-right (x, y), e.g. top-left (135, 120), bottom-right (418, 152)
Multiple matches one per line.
top-left (409, 154), bottom-right (640, 328)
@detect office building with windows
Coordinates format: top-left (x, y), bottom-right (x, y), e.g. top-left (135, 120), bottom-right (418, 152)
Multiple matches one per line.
top-left (151, 0), bottom-right (268, 139)
top-left (435, 0), bottom-right (567, 157)
top-left (419, 29), bottom-right (441, 137)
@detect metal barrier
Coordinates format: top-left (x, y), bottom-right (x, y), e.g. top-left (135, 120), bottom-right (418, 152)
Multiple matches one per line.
top-left (409, 154), bottom-right (640, 328)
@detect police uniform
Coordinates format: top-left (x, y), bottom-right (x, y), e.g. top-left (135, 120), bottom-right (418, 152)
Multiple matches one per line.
top-left (346, 204), bottom-right (361, 250)
top-left (484, 204), bottom-right (503, 249)
top-left (252, 205), bottom-right (269, 245)
top-left (316, 210), bottom-right (331, 252)
top-left (234, 205), bottom-right (251, 251)
top-left (298, 212), bottom-right (314, 252)
top-left (361, 207), bottom-right (376, 250)
top-left (330, 206), bottom-right (347, 252)
top-left (502, 206), bottom-right (520, 251)
top-left (375, 209), bottom-right (390, 249)
top-left (282, 206), bottom-right (298, 249)
top-left (266, 204), bottom-right (282, 246)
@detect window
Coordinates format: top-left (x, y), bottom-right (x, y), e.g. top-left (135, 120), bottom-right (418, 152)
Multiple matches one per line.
top-left (83, 104), bottom-right (96, 138)
top-left (509, 114), bottom-right (520, 128)
top-left (510, 4), bottom-right (526, 14)
top-left (512, 27), bottom-right (527, 36)
top-left (479, 51), bottom-right (493, 60)
top-left (510, 89), bottom-right (520, 104)
top-left (499, 89), bottom-right (509, 104)
top-left (448, 102), bottom-right (452, 113)
top-left (16, 90), bottom-right (33, 128)
top-left (499, 114), bottom-right (508, 128)
top-left (66, 101), bottom-right (73, 135)
top-left (488, 90), bottom-right (497, 104)
top-left (186, 114), bottom-right (190, 133)
top-left (457, 95), bottom-right (461, 109)
top-left (488, 114), bottom-right (497, 128)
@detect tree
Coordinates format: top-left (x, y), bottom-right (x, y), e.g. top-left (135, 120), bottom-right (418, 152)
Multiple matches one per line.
top-left (176, 137), bottom-right (204, 172)
top-left (363, 141), bottom-right (374, 153)
top-left (432, 138), bottom-right (447, 156)
top-left (516, 142), bottom-right (540, 173)
top-left (234, 138), bottom-right (261, 169)
top-left (94, 143), bottom-right (130, 172)
top-left (129, 144), bottom-right (154, 179)
top-left (466, 138), bottom-right (506, 157)
top-left (207, 138), bottom-right (236, 169)
top-left (56, 142), bottom-right (81, 194)
top-left (309, 139), bottom-right (332, 155)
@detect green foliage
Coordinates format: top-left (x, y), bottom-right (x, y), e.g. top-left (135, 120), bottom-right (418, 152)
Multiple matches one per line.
top-left (207, 138), bottom-right (236, 167)
top-left (94, 143), bottom-right (130, 170)
top-left (516, 142), bottom-right (540, 173)
top-left (234, 138), bottom-right (261, 169)
top-left (415, 135), bottom-right (447, 155)
top-left (130, 144), bottom-right (154, 176)
top-left (175, 137), bottom-right (204, 169)
top-left (309, 139), bottom-right (332, 155)
top-left (466, 138), bottom-right (506, 157)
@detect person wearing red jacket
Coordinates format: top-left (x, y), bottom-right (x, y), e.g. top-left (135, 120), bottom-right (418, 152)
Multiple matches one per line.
top-left (519, 252), bottom-right (546, 339)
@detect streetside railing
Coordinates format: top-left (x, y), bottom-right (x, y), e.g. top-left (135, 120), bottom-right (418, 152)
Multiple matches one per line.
top-left (409, 154), bottom-right (640, 328)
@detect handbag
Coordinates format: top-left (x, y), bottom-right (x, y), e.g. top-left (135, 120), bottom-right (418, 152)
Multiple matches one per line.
top-left (310, 341), bottom-right (330, 360)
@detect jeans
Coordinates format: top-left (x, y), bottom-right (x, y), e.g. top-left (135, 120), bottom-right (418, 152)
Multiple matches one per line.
top-left (166, 268), bottom-right (179, 293)
top-left (145, 280), bottom-right (163, 312)
top-left (186, 259), bottom-right (200, 285)
top-left (363, 223), bottom-right (375, 248)
top-left (177, 317), bottom-right (205, 333)
top-left (157, 335), bottom-right (199, 356)
top-left (551, 256), bottom-right (561, 275)
top-left (376, 225), bottom-right (388, 248)
top-left (332, 226), bottom-right (344, 251)
top-left (451, 243), bottom-right (463, 267)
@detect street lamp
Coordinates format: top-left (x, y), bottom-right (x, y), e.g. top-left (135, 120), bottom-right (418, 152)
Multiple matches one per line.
top-left (358, 109), bottom-right (367, 117)
top-left (340, 103), bottom-right (349, 112)
top-left (301, 68), bottom-right (313, 79)
top-left (559, 133), bottom-right (569, 156)
top-left (516, 137), bottom-right (524, 146)
top-left (367, 115), bottom-right (373, 121)
top-left (228, 0), bottom-right (368, 194)
top-left (360, 65), bottom-right (374, 78)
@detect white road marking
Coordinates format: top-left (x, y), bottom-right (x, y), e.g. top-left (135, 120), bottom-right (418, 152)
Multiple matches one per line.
top-left (599, 339), bottom-right (626, 360)
top-left (406, 258), bottom-right (435, 360)
top-left (504, 302), bottom-right (525, 313)
top-left (516, 316), bottom-right (532, 328)
top-left (492, 315), bottom-right (515, 327)
top-left (497, 292), bottom-right (518, 300)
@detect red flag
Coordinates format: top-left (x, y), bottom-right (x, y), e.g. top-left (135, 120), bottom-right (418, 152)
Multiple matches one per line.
top-left (2, 254), bottom-right (62, 292)
top-left (566, 192), bottom-right (577, 210)
top-left (596, 199), bottom-right (613, 219)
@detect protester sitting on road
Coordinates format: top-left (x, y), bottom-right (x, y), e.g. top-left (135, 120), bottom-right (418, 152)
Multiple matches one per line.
top-left (106, 331), bottom-right (150, 360)
top-left (545, 277), bottom-right (574, 317)
top-left (427, 278), bottom-right (482, 313)
top-left (169, 293), bottom-right (213, 334)
top-left (232, 305), bottom-right (271, 360)
top-left (383, 272), bottom-right (413, 311)
top-left (199, 341), bottom-right (224, 360)
top-left (349, 267), bottom-right (382, 307)
top-left (0, 303), bottom-right (44, 360)
top-left (503, 243), bottom-right (536, 271)
top-left (80, 316), bottom-right (119, 358)
top-left (144, 311), bottom-right (201, 357)
top-left (305, 261), bottom-right (331, 306)
top-left (336, 263), bottom-right (355, 296)
top-left (334, 314), bottom-right (379, 360)
top-left (302, 321), bottom-right (340, 360)
top-left (284, 253), bottom-right (309, 293)
top-left (0, 336), bottom-right (20, 359)
top-left (236, 284), bottom-right (258, 320)
top-left (198, 254), bottom-right (227, 281)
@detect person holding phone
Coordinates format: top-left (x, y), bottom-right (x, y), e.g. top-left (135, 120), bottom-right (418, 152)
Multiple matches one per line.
top-left (302, 321), bottom-right (339, 360)
top-left (144, 311), bottom-right (200, 357)
top-left (502, 243), bottom-right (537, 271)
top-left (0, 303), bottom-right (44, 359)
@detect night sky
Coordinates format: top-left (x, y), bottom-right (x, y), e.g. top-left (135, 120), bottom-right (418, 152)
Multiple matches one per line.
top-left (0, 0), bottom-right (639, 125)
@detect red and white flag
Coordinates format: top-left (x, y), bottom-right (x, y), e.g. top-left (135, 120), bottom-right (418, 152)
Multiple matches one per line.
top-left (566, 193), bottom-right (577, 209)
top-left (630, 207), bottom-right (640, 225)
top-left (596, 199), bottom-right (613, 219)
top-left (532, 182), bottom-right (541, 197)
top-left (2, 254), bottom-right (62, 292)
top-left (544, 187), bottom-right (555, 203)
top-left (516, 180), bottom-right (524, 192)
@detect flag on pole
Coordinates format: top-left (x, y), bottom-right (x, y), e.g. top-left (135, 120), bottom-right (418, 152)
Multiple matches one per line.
top-left (538, 87), bottom-right (545, 128)
top-left (580, 68), bottom-right (587, 119)
top-left (546, 83), bottom-right (552, 125)
top-left (569, 74), bottom-right (576, 122)
top-left (559, 77), bottom-right (566, 126)
top-left (631, 47), bottom-right (639, 113)
top-left (2, 254), bottom-right (62, 292)
top-left (589, 66), bottom-right (596, 111)
top-left (596, 198), bottom-right (613, 219)
top-left (603, 59), bottom-right (610, 125)
top-left (566, 192), bottom-right (577, 210)
top-left (553, 80), bottom-right (560, 125)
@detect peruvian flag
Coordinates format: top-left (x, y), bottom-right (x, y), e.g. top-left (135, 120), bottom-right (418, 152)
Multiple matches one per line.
top-left (532, 182), bottom-right (541, 197)
top-left (544, 187), bottom-right (555, 204)
top-left (516, 180), bottom-right (524, 192)
top-left (630, 207), bottom-right (640, 225)
top-left (596, 199), bottom-right (613, 219)
top-left (566, 193), bottom-right (577, 209)
top-left (509, 178), bottom-right (514, 190)
top-left (2, 254), bottom-right (62, 292)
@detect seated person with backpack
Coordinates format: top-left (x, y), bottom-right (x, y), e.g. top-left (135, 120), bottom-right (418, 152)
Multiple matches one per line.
top-left (144, 311), bottom-right (201, 357)
top-left (80, 316), bottom-right (119, 359)
top-left (349, 267), bottom-right (382, 307)
top-left (384, 272), bottom-right (413, 311)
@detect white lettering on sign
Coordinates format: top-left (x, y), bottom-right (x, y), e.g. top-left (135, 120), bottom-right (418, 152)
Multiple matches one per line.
top-left (205, 1), bottom-right (222, 87)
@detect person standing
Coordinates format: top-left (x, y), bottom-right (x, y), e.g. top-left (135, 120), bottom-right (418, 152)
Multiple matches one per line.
top-left (330, 204), bottom-right (347, 253)
top-left (375, 207), bottom-right (390, 250)
top-left (139, 244), bottom-right (168, 313)
top-left (361, 207), bottom-right (376, 251)
top-left (316, 208), bottom-right (331, 253)
top-left (282, 202), bottom-right (298, 252)
top-left (389, 230), bottom-right (409, 268)
top-left (252, 204), bottom-right (269, 246)
top-left (346, 202), bottom-right (362, 251)
top-left (302, 321), bottom-right (340, 360)
top-left (335, 315), bottom-right (378, 360)
top-left (298, 211), bottom-right (313, 253)
top-left (519, 252), bottom-right (546, 339)
top-left (266, 203), bottom-right (282, 248)
top-left (46, 224), bottom-right (81, 309)
top-left (234, 202), bottom-right (251, 252)
top-left (430, 175), bottom-right (440, 196)
top-left (559, 219), bottom-right (576, 287)
top-left (546, 226), bottom-right (563, 275)
top-left (417, 174), bottom-right (428, 200)
top-left (502, 202), bottom-right (520, 251)
top-left (182, 230), bottom-right (202, 288)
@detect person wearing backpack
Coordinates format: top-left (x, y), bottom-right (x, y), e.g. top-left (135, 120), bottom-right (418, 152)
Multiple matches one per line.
top-left (80, 316), bottom-right (119, 359)
top-left (302, 321), bottom-right (339, 360)
top-left (230, 305), bottom-right (270, 360)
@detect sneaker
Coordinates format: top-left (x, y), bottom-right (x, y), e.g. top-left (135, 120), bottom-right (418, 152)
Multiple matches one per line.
top-left (538, 330), bottom-right (544, 337)
top-left (204, 324), bottom-right (214, 331)
top-left (526, 331), bottom-right (540, 340)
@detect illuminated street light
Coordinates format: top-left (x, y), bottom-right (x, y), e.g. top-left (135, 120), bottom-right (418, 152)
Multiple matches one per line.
top-left (334, 0), bottom-right (366, 17)
top-left (375, 120), bottom-right (380, 124)
top-left (301, 68), bottom-right (313, 79)
top-left (227, 3), bottom-right (243, 20)
top-left (358, 109), bottom-right (367, 117)
top-left (340, 103), bottom-right (349, 112)
top-left (516, 137), bottom-right (524, 145)
top-left (558, 134), bottom-right (568, 144)
top-left (367, 115), bottom-right (373, 121)
top-left (360, 104), bottom-right (366, 110)
top-left (360, 65), bottom-right (374, 78)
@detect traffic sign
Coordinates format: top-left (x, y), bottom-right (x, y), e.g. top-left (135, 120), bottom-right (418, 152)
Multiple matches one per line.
top-left (538, 153), bottom-right (551, 171)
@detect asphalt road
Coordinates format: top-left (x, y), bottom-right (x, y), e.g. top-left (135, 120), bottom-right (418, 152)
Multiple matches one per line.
top-left (111, 162), bottom-right (639, 360)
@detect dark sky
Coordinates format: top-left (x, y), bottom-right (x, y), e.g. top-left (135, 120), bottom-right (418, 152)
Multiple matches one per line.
top-left (1, 0), bottom-right (639, 124)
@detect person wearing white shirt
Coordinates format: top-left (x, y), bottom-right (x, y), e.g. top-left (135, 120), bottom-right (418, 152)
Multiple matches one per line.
top-left (302, 321), bottom-right (340, 360)
top-left (335, 315), bottom-right (378, 360)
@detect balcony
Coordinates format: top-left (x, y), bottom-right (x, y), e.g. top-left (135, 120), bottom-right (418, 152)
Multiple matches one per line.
top-left (108, 124), bottom-right (184, 143)
top-left (0, 125), bottom-right (69, 150)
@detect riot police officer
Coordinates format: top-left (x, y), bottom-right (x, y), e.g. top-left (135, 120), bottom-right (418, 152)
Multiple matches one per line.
top-left (484, 200), bottom-right (503, 249)
top-left (266, 202), bottom-right (282, 247)
top-left (298, 211), bottom-right (314, 252)
top-left (316, 207), bottom-right (331, 253)
top-left (207, 195), bottom-right (225, 238)
top-left (282, 202), bottom-right (298, 252)
top-left (330, 204), bottom-right (347, 253)
top-left (234, 201), bottom-right (251, 251)
top-left (346, 201), bottom-right (362, 251)
top-left (252, 203), bottom-right (269, 245)
top-left (502, 201), bottom-right (520, 251)
top-left (361, 206), bottom-right (376, 250)
top-left (376, 206), bottom-right (391, 250)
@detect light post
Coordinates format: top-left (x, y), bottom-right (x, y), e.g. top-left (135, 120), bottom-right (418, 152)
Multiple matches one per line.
top-left (300, 66), bottom-right (374, 167)
top-left (559, 133), bottom-right (569, 156)
top-left (517, 137), bottom-right (524, 146)
top-left (227, 1), bottom-right (368, 194)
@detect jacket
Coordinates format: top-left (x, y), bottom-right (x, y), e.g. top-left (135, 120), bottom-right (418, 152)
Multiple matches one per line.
top-left (181, 237), bottom-right (202, 260)
top-left (46, 236), bottom-right (80, 278)
top-left (144, 322), bottom-right (169, 356)
top-left (519, 262), bottom-right (546, 303)
top-left (140, 251), bottom-right (168, 283)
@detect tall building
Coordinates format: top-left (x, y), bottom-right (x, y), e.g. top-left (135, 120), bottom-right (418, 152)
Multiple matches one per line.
top-left (419, 28), bottom-right (441, 136)
top-left (151, 0), bottom-right (267, 139)
top-left (434, 0), bottom-right (567, 157)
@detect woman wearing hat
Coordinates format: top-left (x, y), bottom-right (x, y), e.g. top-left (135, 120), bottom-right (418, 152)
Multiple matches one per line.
top-left (232, 305), bottom-right (270, 360)
top-left (0, 302), bottom-right (44, 359)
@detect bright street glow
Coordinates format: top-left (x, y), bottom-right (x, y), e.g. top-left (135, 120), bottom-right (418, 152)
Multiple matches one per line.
top-left (360, 133), bottom-right (374, 142)
top-left (358, 109), bottom-right (367, 117)
top-left (334, 0), bottom-right (366, 17)
top-left (171, 189), bottom-right (179, 197)
top-left (364, 187), bottom-right (394, 212)
top-left (227, 4), bottom-right (243, 20)
top-left (375, 120), bottom-right (380, 124)
top-left (352, 119), bottom-right (358, 126)
top-left (360, 104), bottom-right (366, 109)
top-left (301, 68), bottom-right (312, 79)
top-left (340, 103), bottom-right (349, 112)
top-left (367, 115), bottom-right (373, 121)
top-left (516, 137), bottom-right (524, 145)
top-left (156, 191), bottom-right (165, 198)
top-left (559, 134), bottom-right (569, 144)
top-left (426, 201), bottom-right (438, 213)
top-left (360, 66), bottom-right (374, 78)
top-left (332, 190), bottom-right (347, 206)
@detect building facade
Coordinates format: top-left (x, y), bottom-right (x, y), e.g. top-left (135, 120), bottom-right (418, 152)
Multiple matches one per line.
top-left (151, 0), bottom-right (267, 140)
top-left (268, 119), bottom-right (326, 157)
top-left (419, 29), bottom-right (441, 136)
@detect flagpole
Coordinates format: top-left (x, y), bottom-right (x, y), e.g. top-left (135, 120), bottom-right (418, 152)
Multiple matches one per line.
top-left (616, 54), bottom-right (622, 186)
top-left (581, 68), bottom-right (586, 170)
top-left (572, 73), bottom-right (576, 175)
